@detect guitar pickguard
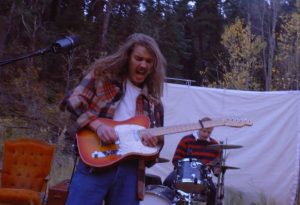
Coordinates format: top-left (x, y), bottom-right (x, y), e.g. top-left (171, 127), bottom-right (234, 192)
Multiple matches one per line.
top-left (91, 124), bottom-right (158, 158)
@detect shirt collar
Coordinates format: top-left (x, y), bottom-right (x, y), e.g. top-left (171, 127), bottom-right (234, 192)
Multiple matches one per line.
top-left (124, 79), bottom-right (149, 96)
top-left (192, 131), bottom-right (211, 142)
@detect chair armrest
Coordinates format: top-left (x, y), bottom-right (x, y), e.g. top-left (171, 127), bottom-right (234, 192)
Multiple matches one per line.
top-left (0, 164), bottom-right (2, 185)
top-left (44, 175), bottom-right (50, 182)
top-left (40, 175), bottom-right (51, 203)
top-left (41, 175), bottom-right (50, 193)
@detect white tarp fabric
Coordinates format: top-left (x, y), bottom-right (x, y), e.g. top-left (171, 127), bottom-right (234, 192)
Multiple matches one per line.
top-left (146, 83), bottom-right (300, 205)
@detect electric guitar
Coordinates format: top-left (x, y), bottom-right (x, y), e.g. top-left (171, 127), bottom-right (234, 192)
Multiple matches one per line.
top-left (76, 115), bottom-right (252, 168)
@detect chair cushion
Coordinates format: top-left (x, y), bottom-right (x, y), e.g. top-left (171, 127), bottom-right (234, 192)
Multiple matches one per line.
top-left (0, 188), bottom-right (42, 205)
top-left (1, 138), bottom-right (55, 191)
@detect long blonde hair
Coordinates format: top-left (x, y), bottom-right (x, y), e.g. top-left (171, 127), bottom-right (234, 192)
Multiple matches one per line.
top-left (90, 33), bottom-right (166, 97)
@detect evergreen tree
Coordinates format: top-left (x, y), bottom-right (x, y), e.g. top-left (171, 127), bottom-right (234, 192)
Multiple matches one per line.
top-left (191, 0), bottom-right (224, 85)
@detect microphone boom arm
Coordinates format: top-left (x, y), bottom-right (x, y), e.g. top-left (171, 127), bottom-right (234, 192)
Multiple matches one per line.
top-left (0, 46), bottom-right (52, 66)
top-left (0, 35), bottom-right (79, 66)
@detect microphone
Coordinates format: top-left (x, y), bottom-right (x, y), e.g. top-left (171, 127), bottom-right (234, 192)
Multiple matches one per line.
top-left (51, 35), bottom-right (80, 53)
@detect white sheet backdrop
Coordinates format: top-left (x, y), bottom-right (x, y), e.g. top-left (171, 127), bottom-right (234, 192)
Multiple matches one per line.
top-left (146, 83), bottom-right (300, 205)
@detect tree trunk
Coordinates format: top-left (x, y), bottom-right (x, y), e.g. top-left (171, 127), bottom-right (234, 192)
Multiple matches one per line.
top-left (98, 0), bottom-right (113, 56)
top-left (265, 0), bottom-right (279, 91)
top-left (257, 0), bottom-right (279, 91)
top-left (0, 2), bottom-right (15, 57)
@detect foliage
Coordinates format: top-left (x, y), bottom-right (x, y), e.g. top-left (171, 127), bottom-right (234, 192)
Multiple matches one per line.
top-left (225, 187), bottom-right (244, 205)
top-left (217, 18), bottom-right (265, 90)
top-left (1, 0), bottom-right (300, 189)
top-left (191, 0), bottom-right (224, 85)
top-left (275, 12), bottom-right (300, 90)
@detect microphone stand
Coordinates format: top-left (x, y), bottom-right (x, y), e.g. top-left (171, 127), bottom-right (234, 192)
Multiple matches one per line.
top-left (0, 46), bottom-right (52, 66)
top-left (0, 35), bottom-right (79, 67)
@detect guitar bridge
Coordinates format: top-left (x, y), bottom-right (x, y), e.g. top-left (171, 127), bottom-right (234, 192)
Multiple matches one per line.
top-left (104, 149), bottom-right (119, 156)
top-left (91, 150), bottom-right (119, 158)
top-left (91, 151), bottom-right (105, 158)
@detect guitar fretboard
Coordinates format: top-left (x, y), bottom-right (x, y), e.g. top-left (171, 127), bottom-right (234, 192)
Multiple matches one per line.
top-left (139, 120), bottom-right (224, 136)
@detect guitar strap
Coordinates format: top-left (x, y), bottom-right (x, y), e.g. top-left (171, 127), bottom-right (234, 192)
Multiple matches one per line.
top-left (137, 97), bottom-right (158, 200)
top-left (137, 159), bottom-right (146, 200)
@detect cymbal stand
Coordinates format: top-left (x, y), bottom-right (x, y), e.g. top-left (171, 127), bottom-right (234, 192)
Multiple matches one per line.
top-left (215, 141), bottom-right (225, 205)
top-left (216, 169), bottom-right (225, 205)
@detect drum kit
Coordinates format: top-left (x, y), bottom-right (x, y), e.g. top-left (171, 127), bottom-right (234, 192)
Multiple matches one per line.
top-left (141, 143), bottom-right (243, 205)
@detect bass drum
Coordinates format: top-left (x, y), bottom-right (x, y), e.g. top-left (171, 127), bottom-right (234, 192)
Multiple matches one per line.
top-left (140, 185), bottom-right (175, 205)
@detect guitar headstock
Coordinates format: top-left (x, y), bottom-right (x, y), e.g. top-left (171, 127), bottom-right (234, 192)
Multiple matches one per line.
top-left (222, 118), bottom-right (253, 128)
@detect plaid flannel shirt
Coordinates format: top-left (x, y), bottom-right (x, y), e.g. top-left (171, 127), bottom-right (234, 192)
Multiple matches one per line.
top-left (61, 69), bottom-right (164, 139)
top-left (61, 69), bottom-right (164, 199)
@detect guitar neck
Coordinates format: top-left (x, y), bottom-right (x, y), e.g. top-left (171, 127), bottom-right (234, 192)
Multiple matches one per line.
top-left (142, 120), bottom-right (224, 136)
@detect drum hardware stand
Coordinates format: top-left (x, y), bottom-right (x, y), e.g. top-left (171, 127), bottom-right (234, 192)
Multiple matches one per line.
top-left (181, 192), bottom-right (193, 205)
top-left (206, 140), bottom-right (242, 205)
top-left (215, 141), bottom-right (225, 205)
top-left (215, 169), bottom-right (225, 205)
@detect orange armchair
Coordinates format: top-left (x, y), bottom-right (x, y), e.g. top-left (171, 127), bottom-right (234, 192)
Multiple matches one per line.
top-left (0, 138), bottom-right (55, 205)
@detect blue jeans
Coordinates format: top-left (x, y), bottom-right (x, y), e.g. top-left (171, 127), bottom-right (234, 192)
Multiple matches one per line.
top-left (66, 160), bottom-right (140, 205)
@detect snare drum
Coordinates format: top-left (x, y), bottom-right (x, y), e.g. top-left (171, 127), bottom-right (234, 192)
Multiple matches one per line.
top-left (175, 158), bottom-right (208, 193)
top-left (140, 185), bottom-right (175, 205)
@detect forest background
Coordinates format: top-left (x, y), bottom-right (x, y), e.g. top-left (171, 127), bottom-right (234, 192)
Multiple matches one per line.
top-left (0, 0), bottom-right (300, 203)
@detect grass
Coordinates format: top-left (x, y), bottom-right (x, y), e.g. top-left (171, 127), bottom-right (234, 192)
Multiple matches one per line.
top-left (1, 117), bottom-right (300, 204)
top-left (0, 117), bottom-right (75, 187)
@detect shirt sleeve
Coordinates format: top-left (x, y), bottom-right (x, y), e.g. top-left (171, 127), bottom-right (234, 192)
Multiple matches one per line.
top-left (172, 137), bottom-right (188, 166)
top-left (61, 70), bottom-right (98, 130)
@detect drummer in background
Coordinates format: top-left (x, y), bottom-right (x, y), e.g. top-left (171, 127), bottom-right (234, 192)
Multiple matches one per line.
top-left (163, 117), bottom-right (221, 205)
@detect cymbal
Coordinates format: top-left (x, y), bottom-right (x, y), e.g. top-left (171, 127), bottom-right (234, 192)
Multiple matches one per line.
top-left (207, 144), bottom-right (243, 150)
top-left (221, 165), bottom-right (240, 170)
top-left (156, 157), bottom-right (170, 163)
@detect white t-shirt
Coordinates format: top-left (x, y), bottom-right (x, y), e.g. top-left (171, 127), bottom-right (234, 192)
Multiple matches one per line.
top-left (113, 79), bottom-right (142, 121)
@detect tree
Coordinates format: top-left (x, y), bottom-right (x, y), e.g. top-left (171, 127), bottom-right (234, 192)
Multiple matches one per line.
top-left (218, 18), bottom-right (265, 90)
top-left (156, 0), bottom-right (193, 79)
top-left (191, 0), bottom-right (224, 85)
top-left (275, 12), bottom-right (300, 89)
